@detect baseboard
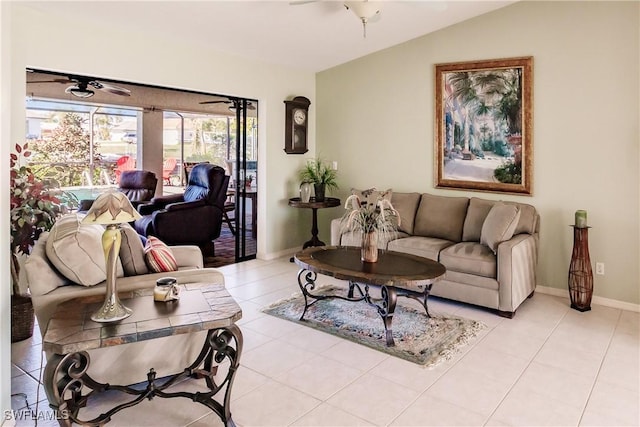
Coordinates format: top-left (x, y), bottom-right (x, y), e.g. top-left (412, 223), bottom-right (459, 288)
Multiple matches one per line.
top-left (536, 285), bottom-right (640, 313)
top-left (261, 246), bottom-right (298, 261)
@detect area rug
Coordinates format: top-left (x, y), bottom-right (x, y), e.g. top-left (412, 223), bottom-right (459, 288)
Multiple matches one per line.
top-left (263, 286), bottom-right (486, 367)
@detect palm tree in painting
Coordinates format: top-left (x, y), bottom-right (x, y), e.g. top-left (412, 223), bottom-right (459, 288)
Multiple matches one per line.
top-left (446, 68), bottom-right (523, 163)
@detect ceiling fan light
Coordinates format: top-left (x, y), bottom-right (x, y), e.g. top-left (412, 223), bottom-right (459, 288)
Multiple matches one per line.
top-left (65, 85), bottom-right (95, 98)
top-left (345, 1), bottom-right (380, 21)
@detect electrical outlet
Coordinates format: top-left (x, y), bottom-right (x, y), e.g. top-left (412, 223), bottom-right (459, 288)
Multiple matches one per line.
top-left (596, 262), bottom-right (605, 275)
top-left (332, 161), bottom-right (338, 171)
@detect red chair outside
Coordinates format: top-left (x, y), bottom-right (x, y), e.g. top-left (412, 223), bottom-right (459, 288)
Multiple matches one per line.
top-left (162, 157), bottom-right (177, 185)
top-left (114, 156), bottom-right (136, 183)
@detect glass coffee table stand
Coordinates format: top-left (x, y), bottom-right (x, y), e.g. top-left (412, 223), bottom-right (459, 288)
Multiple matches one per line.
top-left (294, 246), bottom-right (446, 347)
top-left (42, 283), bottom-right (242, 427)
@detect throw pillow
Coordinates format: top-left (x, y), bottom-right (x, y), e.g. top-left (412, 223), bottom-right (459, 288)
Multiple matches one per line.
top-left (119, 224), bottom-right (149, 276)
top-left (144, 236), bottom-right (178, 273)
top-left (480, 203), bottom-right (521, 254)
top-left (45, 213), bottom-right (124, 287)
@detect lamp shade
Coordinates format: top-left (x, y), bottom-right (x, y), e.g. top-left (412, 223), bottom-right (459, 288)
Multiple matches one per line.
top-left (82, 191), bottom-right (142, 225)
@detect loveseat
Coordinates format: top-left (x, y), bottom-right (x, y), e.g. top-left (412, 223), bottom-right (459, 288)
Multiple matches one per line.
top-left (331, 192), bottom-right (539, 317)
top-left (25, 214), bottom-right (228, 385)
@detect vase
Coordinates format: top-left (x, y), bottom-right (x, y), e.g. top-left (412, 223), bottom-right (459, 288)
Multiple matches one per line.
top-left (300, 182), bottom-right (312, 203)
top-left (314, 183), bottom-right (325, 202)
top-left (361, 230), bottom-right (378, 263)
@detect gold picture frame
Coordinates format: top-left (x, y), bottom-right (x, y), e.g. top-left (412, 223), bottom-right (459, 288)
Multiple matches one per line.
top-left (435, 56), bottom-right (533, 195)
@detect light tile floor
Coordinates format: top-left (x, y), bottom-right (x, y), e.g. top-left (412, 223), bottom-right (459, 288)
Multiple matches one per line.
top-left (11, 257), bottom-right (640, 426)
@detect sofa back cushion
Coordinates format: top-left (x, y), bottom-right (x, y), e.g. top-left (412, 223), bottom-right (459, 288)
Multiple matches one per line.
top-left (390, 192), bottom-right (421, 235)
top-left (25, 231), bottom-right (70, 297)
top-left (45, 214), bottom-right (124, 287)
top-left (413, 194), bottom-right (469, 242)
top-left (462, 197), bottom-right (497, 242)
top-left (505, 201), bottom-right (538, 234)
top-left (463, 198), bottom-right (539, 241)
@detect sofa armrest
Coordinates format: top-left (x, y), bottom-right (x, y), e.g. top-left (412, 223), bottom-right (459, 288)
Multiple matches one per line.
top-left (171, 245), bottom-right (204, 269)
top-left (497, 233), bottom-right (539, 313)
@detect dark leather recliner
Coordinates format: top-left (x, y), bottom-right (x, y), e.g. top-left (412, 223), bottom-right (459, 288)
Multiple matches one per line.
top-left (119, 170), bottom-right (158, 208)
top-left (77, 170), bottom-right (158, 213)
top-left (134, 163), bottom-right (229, 252)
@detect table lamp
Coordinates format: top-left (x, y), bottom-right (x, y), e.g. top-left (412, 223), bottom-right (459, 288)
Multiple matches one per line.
top-left (82, 191), bottom-right (142, 322)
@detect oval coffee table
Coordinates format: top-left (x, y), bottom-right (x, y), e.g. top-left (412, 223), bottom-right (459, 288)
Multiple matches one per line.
top-left (294, 246), bottom-right (446, 347)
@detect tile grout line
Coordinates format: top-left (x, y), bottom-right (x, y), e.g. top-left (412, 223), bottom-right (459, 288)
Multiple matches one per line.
top-left (480, 306), bottom-right (571, 426)
top-left (575, 308), bottom-right (623, 427)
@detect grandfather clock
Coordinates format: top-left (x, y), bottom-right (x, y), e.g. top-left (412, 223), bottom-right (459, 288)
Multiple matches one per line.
top-left (284, 96), bottom-right (310, 154)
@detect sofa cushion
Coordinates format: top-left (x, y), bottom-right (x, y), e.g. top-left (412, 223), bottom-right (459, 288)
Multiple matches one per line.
top-left (462, 198), bottom-right (497, 242)
top-left (45, 214), bottom-right (124, 287)
top-left (390, 192), bottom-right (421, 235)
top-left (387, 236), bottom-right (454, 262)
top-left (119, 224), bottom-right (149, 276)
top-left (505, 201), bottom-right (538, 235)
top-left (413, 194), bottom-right (469, 242)
top-left (144, 236), bottom-right (178, 272)
top-left (481, 203), bottom-right (521, 254)
top-left (439, 242), bottom-right (496, 278)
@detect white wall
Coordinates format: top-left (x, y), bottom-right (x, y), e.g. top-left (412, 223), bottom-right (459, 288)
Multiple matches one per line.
top-left (317, 1), bottom-right (640, 305)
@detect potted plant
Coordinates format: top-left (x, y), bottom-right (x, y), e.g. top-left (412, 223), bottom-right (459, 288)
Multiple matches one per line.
top-left (10, 142), bottom-right (66, 341)
top-left (298, 158), bottom-right (338, 202)
top-left (340, 188), bottom-right (400, 263)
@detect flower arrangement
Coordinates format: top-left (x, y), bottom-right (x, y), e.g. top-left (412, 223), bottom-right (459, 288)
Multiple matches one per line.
top-left (340, 188), bottom-right (400, 239)
top-left (10, 142), bottom-right (65, 294)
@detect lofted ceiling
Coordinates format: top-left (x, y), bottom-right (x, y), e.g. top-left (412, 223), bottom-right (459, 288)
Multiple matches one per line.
top-left (22, 1), bottom-right (516, 73)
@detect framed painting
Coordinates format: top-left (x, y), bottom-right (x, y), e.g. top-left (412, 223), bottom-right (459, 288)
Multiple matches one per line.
top-left (435, 56), bottom-right (533, 195)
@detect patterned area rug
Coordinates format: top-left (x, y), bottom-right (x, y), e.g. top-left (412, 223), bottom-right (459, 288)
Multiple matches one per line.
top-left (263, 286), bottom-right (486, 367)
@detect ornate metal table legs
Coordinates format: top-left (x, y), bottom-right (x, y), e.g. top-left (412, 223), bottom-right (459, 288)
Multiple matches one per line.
top-left (297, 269), bottom-right (432, 347)
top-left (43, 325), bottom-right (243, 427)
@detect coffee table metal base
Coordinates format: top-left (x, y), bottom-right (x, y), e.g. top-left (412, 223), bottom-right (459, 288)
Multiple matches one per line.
top-left (297, 269), bottom-right (432, 347)
top-left (44, 325), bottom-right (243, 427)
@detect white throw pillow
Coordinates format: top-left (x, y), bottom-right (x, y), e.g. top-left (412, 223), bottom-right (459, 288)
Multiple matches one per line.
top-left (45, 214), bottom-right (123, 287)
top-left (480, 203), bottom-right (521, 254)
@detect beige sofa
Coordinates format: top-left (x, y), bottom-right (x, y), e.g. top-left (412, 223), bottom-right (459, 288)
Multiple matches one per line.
top-left (331, 192), bottom-right (539, 317)
top-left (25, 223), bottom-right (227, 386)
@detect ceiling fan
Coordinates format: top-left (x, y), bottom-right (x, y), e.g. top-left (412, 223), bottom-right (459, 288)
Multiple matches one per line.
top-left (291, 0), bottom-right (382, 37)
top-left (199, 98), bottom-right (256, 111)
top-left (27, 75), bottom-right (131, 98)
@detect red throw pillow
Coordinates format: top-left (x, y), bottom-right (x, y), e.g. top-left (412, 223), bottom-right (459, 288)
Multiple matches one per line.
top-left (144, 236), bottom-right (178, 273)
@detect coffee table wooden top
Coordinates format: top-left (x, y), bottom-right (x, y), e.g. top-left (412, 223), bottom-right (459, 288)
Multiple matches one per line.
top-left (294, 246), bottom-right (446, 291)
top-left (43, 283), bottom-right (242, 355)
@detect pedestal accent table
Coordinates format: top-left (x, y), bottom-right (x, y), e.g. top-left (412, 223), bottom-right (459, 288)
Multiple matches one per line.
top-left (288, 197), bottom-right (341, 249)
top-left (568, 226), bottom-right (593, 311)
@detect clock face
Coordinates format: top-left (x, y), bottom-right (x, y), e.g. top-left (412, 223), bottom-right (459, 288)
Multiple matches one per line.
top-left (293, 109), bottom-right (306, 125)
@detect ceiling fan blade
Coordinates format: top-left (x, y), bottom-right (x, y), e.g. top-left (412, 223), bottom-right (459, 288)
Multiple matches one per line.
top-left (28, 78), bottom-right (71, 84)
top-left (91, 81), bottom-right (131, 97)
top-left (199, 100), bottom-right (230, 105)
